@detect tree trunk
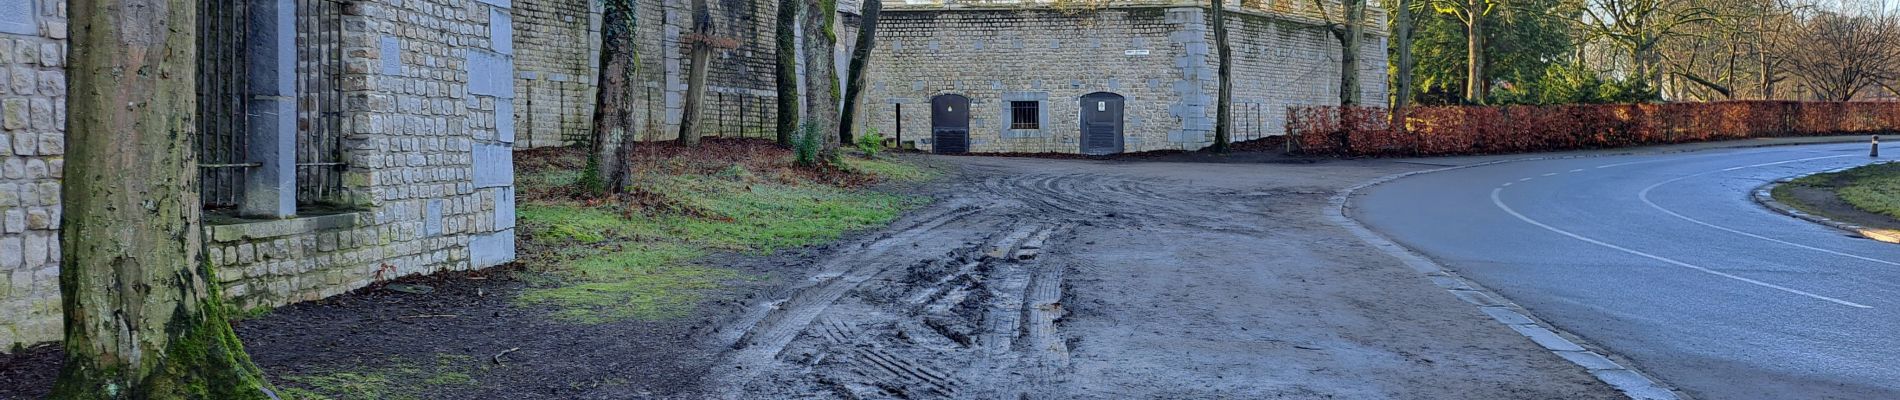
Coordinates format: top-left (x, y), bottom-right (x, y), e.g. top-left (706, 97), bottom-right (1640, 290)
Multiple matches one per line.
top-left (1393, 0), bottom-right (1413, 121)
top-left (678, 0), bottom-right (713, 146)
top-left (52, 0), bottom-right (276, 398)
top-left (1212, 0), bottom-right (1233, 152)
top-left (775, 0), bottom-right (801, 147)
top-left (582, 0), bottom-right (639, 194)
top-left (838, 0), bottom-right (882, 147)
top-left (1463, 0), bottom-right (1485, 104)
top-left (802, 0), bottom-right (841, 160)
top-left (1340, 0), bottom-right (1364, 106)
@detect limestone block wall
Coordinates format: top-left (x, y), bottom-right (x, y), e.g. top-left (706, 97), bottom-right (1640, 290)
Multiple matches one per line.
top-left (1, 0), bottom-right (517, 349)
top-left (513, 0), bottom-right (601, 148)
top-left (1222, 7), bottom-right (1389, 141)
top-left (508, 0), bottom-right (866, 147)
top-left (0, 0), bottom-right (64, 350)
top-left (862, 3), bottom-right (1389, 153)
top-left (863, 7), bottom-right (1201, 153)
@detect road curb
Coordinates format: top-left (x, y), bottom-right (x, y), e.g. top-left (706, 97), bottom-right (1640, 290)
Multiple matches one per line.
top-left (1331, 137), bottom-right (1878, 400)
top-left (1329, 165), bottom-right (1682, 400)
top-left (1752, 164), bottom-right (1900, 245)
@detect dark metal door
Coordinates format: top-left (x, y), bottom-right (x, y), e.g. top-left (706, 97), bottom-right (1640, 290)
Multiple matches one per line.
top-left (1080, 92), bottom-right (1125, 155)
top-left (931, 94), bottom-right (971, 154)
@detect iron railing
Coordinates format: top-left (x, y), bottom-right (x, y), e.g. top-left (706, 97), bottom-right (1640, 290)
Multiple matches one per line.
top-left (196, 0), bottom-right (255, 209)
top-left (296, 0), bottom-right (346, 206)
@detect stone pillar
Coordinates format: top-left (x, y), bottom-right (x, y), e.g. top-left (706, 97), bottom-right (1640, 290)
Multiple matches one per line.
top-left (242, 0), bottom-right (297, 218)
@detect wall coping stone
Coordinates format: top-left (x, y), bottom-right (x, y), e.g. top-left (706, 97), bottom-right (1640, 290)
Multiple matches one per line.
top-left (207, 211), bottom-right (369, 243)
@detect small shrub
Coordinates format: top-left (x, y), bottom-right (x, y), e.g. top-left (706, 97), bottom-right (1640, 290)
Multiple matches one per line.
top-left (856, 127), bottom-right (885, 158)
top-left (794, 122), bottom-right (823, 167)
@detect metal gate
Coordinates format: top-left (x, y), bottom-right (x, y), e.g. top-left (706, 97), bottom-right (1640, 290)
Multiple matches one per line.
top-left (1080, 92), bottom-right (1124, 155)
top-left (196, 0), bottom-right (254, 209)
top-left (931, 94), bottom-right (970, 154)
top-left (296, 0), bottom-right (346, 206)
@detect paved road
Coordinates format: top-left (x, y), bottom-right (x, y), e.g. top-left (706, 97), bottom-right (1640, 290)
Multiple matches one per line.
top-left (1355, 143), bottom-right (1900, 400)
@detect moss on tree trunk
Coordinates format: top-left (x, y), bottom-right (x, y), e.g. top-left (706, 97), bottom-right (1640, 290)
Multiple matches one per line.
top-left (52, 0), bottom-right (275, 398)
top-left (583, 0), bottom-right (640, 194)
top-left (678, 0), bottom-right (714, 147)
top-left (775, 0), bottom-right (802, 148)
top-left (837, 0), bottom-right (881, 146)
top-left (802, 0), bottom-right (841, 160)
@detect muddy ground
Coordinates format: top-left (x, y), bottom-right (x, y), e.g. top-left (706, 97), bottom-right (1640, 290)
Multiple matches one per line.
top-left (2, 152), bottom-right (1623, 399)
top-left (697, 156), bottom-right (1622, 399)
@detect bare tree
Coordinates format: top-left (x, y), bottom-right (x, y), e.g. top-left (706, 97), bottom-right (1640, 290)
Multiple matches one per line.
top-left (1576, 0), bottom-right (1717, 99)
top-left (1213, 0), bottom-right (1233, 152)
top-left (678, 0), bottom-right (716, 146)
top-left (1394, 0), bottom-right (1417, 114)
top-left (1779, 7), bottom-right (1900, 101)
top-left (1311, 0), bottom-right (1368, 105)
top-left (839, 0), bottom-right (884, 146)
top-left (775, 0), bottom-right (801, 147)
top-left (52, 0), bottom-right (276, 397)
top-left (1425, 0), bottom-right (1500, 103)
top-left (802, 0), bottom-right (842, 161)
top-left (581, 0), bottom-right (640, 194)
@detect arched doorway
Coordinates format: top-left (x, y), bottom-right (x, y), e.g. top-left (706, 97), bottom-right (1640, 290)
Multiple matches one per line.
top-left (931, 94), bottom-right (971, 154)
top-left (1080, 92), bottom-right (1125, 155)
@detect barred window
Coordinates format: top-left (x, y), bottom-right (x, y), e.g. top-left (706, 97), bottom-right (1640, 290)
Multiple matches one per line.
top-left (196, 0), bottom-right (254, 210)
top-left (1010, 101), bottom-right (1040, 130)
top-left (195, 0), bottom-right (349, 217)
top-left (295, 0), bottom-right (347, 206)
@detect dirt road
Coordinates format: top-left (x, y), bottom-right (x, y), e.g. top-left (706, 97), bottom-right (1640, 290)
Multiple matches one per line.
top-left (692, 156), bottom-right (1621, 399)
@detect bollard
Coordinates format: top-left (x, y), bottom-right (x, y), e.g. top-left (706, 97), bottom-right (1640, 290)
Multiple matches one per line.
top-left (1875, 135), bottom-right (1881, 158)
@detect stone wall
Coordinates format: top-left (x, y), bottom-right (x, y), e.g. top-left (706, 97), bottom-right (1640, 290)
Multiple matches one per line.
top-left (0, 0), bottom-right (516, 349)
top-left (861, 2), bottom-right (1388, 153)
top-left (509, 0), bottom-right (865, 147)
top-left (513, 0), bottom-right (601, 148)
top-left (0, 0), bottom-right (65, 350)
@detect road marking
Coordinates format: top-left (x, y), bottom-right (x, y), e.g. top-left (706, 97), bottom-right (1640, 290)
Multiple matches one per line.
top-left (1719, 155), bottom-right (1851, 171)
top-left (1543, 173), bottom-right (1559, 177)
top-left (1519, 177), bottom-right (1533, 182)
top-left (1570, 169), bottom-right (1585, 173)
top-left (1491, 188), bottom-right (1871, 308)
top-left (1638, 155), bottom-right (1899, 270)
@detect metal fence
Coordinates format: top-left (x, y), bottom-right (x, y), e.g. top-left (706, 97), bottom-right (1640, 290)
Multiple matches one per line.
top-left (296, 0), bottom-right (346, 206)
top-left (197, 0), bottom-right (254, 210)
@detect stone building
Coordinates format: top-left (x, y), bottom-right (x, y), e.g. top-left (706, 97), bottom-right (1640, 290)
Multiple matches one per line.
top-left (504, 0), bottom-right (1388, 154)
top-left (861, 0), bottom-right (1389, 154)
top-left (1, 0), bottom-right (517, 349)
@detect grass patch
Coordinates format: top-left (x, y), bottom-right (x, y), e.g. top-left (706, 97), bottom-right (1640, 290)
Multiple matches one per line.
top-left (1782, 162), bottom-right (1900, 219)
top-left (844, 157), bottom-right (938, 182)
top-left (276, 354), bottom-right (484, 400)
top-left (512, 140), bottom-right (932, 323)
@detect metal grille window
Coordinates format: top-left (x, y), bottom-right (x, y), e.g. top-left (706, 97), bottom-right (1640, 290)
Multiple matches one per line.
top-left (1010, 101), bottom-right (1039, 130)
top-left (296, 0), bottom-right (346, 206)
top-left (196, 0), bottom-right (254, 210)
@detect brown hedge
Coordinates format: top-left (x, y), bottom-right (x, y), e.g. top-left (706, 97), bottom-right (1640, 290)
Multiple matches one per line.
top-left (1286, 101), bottom-right (1900, 156)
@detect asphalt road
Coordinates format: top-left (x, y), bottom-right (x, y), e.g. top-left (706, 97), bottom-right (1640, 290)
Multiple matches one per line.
top-left (1354, 143), bottom-right (1900, 400)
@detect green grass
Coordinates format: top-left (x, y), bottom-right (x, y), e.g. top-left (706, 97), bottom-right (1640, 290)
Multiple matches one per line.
top-left (843, 157), bottom-right (939, 182)
top-left (514, 158), bottom-right (929, 323)
top-left (276, 354), bottom-right (483, 400)
top-left (1791, 162), bottom-right (1900, 219)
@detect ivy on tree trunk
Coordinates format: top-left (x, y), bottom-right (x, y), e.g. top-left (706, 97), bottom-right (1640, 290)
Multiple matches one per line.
top-left (53, 0), bottom-right (276, 398)
top-left (582, 0), bottom-right (640, 195)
